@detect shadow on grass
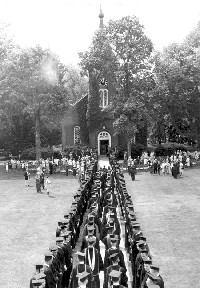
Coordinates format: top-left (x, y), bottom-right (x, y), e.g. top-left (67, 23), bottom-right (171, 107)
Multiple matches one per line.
top-left (48, 195), bottom-right (56, 198)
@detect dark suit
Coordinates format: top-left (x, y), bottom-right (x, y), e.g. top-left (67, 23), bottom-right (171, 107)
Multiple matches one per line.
top-left (44, 264), bottom-right (58, 288)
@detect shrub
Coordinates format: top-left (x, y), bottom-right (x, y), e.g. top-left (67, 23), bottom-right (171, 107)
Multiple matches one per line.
top-left (154, 143), bottom-right (188, 157)
top-left (131, 144), bottom-right (146, 159)
top-left (20, 147), bottom-right (54, 160)
top-left (63, 145), bottom-right (90, 159)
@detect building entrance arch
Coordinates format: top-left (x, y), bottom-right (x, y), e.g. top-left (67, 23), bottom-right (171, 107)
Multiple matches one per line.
top-left (98, 131), bottom-right (111, 155)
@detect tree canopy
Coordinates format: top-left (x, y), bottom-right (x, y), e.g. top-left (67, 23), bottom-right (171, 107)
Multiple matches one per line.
top-left (149, 22), bottom-right (200, 146)
top-left (0, 26), bottom-right (88, 157)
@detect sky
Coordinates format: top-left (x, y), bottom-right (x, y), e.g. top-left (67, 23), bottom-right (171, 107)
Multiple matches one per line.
top-left (1, 0), bottom-right (200, 66)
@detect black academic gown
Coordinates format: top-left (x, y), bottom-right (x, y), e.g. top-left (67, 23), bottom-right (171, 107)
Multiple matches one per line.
top-left (85, 247), bottom-right (103, 288)
top-left (70, 263), bottom-right (92, 288)
top-left (104, 265), bottom-right (128, 288)
top-left (104, 248), bottom-right (126, 273)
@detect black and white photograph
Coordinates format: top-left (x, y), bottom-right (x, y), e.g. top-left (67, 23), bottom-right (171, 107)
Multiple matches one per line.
top-left (0, 0), bottom-right (200, 287)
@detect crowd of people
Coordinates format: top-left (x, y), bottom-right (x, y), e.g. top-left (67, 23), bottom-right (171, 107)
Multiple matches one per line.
top-left (30, 156), bottom-right (164, 288)
top-left (145, 150), bottom-right (197, 178)
top-left (122, 149), bottom-right (199, 179)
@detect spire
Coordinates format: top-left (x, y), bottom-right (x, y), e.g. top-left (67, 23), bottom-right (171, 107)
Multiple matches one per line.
top-left (99, 5), bottom-right (104, 28)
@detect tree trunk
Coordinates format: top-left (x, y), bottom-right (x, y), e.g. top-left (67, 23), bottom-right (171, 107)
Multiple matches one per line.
top-left (35, 108), bottom-right (41, 160)
top-left (127, 137), bottom-right (131, 158)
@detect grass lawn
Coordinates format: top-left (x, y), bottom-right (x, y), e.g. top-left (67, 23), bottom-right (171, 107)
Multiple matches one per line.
top-left (0, 166), bottom-right (79, 288)
top-left (124, 166), bottom-right (200, 288)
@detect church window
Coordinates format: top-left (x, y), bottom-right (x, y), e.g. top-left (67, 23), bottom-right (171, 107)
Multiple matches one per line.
top-left (99, 89), bottom-right (108, 108)
top-left (74, 126), bottom-right (81, 145)
top-left (100, 89), bottom-right (104, 107)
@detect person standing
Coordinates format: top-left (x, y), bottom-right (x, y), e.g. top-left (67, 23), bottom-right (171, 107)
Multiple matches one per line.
top-left (6, 161), bottom-right (9, 173)
top-left (46, 176), bottom-right (51, 196)
top-left (24, 169), bottom-right (30, 187)
top-left (40, 170), bottom-right (45, 190)
top-left (179, 161), bottom-right (184, 177)
top-left (43, 251), bottom-right (58, 288)
top-left (35, 171), bottom-right (41, 193)
top-left (49, 161), bottom-right (53, 175)
top-left (85, 237), bottom-right (103, 288)
top-left (157, 161), bottom-right (161, 175)
top-left (71, 251), bottom-right (92, 288)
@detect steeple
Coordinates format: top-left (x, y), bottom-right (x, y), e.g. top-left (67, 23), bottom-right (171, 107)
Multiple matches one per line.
top-left (99, 5), bottom-right (104, 28)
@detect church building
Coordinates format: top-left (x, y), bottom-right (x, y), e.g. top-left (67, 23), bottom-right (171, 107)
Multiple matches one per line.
top-left (62, 8), bottom-right (147, 155)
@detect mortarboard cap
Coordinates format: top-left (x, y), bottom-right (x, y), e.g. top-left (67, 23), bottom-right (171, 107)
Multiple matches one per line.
top-left (32, 279), bottom-right (44, 287)
top-left (88, 236), bottom-right (95, 243)
top-left (129, 211), bottom-right (136, 216)
top-left (76, 271), bottom-right (90, 281)
top-left (49, 243), bottom-right (58, 251)
top-left (64, 230), bottom-right (72, 235)
top-left (71, 206), bottom-right (77, 211)
top-left (150, 265), bottom-right (160, 272)
top-left (44, 250), bottom-right (53, 257)
top-left (139, 236), bottom-right (146, 241)
top-left (109, 270), bottom-right (121, 279)
top-left (76, 251), bottom-right (85, 257)
top-left (131, 223), bottom-right (140, 228)
top-left (87, 225), bottom-right (95, 231)
top-left (35, 263), bottom-right (43, 271)
top-left (136, 240), bottom-right (145, 245)
top-left (36, 272), bottom-right (46, 279)
top-left (56, 237), bottom-right (64, 242)
top-left (63, 219), bottom-right (70, 224)
top-left (144, 259), bottom-right (152, 265)
top-left (109, 253), bottom-right (119, 262)
top-left (110, 236), bottom-right (118, 242)
top-left (147, 272), bottom-right (160, 281)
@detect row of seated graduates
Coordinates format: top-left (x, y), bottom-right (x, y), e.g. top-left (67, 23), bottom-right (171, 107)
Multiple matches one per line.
top-left (70, 165), bottom-right (129, 288)
top-left (114, 166), bottom-right (165, 288)
top-left (29, 160), bottom-right (98, 288)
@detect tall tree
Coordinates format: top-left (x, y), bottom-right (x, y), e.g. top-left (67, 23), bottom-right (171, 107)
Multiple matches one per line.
top-left (0, 45), bottom-right (69, 159)
top-left (106, 16), bottom-right (154, 155)
top-left (150, 31), bottom-right (200, 146)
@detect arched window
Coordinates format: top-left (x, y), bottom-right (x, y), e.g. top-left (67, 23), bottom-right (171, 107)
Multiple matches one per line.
top-left (99, 89), bottom-right (108, 108)
top-left (74, 126), bottom-right (81, 145)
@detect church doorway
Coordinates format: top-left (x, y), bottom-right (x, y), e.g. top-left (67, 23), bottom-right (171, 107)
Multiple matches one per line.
top-left (98, 131), bottom-right (111, 155)
top-left (100, 140), bottom-right (109, 155)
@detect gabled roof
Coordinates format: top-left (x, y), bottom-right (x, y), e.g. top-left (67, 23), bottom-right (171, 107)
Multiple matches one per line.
top-left (71, 94), bottom-right (88, 107)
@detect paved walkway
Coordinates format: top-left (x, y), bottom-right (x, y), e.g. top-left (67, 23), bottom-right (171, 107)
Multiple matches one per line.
top-left (98, 155), bottom-right (110, 168)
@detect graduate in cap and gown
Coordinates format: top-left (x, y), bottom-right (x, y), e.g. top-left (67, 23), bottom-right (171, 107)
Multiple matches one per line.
top-left (84, 237), bottom-right (103, 288)
top-left (71, 251), bottom-right (92, 288)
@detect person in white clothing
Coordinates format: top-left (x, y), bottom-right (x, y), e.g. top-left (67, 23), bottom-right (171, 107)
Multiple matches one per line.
top-left (179, 161), bottom-right (184, 177)
top-left (45, 176), bottom-right (51, 196)
top-left (6, 162), bottom-right (9, 173)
